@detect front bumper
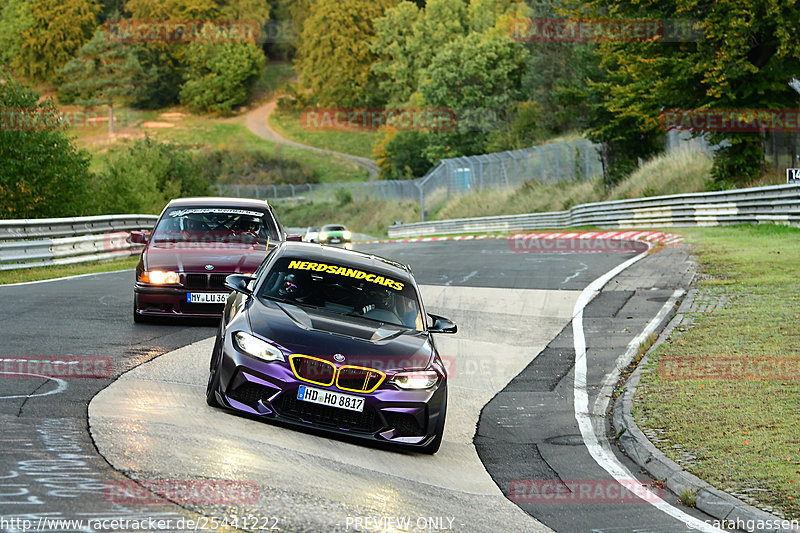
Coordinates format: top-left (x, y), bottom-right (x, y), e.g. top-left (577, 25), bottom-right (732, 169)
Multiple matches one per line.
top-left (211, 339), bottom-right (446, 448)
top-left (134, 284), bottom-right (228, 318)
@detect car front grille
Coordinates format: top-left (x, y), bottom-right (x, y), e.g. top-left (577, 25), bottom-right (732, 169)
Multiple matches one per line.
top-left (274, 392), bottom-right (379, 433)
top-left (336, 366), bottom-right (385, 393)
top-left (184, 274), bottom-right (208, 289)
top-left (289, 355), bottom-right (386, 393)
top-left (210, 274), bottom-right (228, 289)
top-left (290, 355), bottom-right (336, 386)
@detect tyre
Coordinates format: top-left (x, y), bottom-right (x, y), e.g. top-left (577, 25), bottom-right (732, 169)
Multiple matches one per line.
top-left (206, 347), bottom-right (223, 407)
top-left (133, 302), bottom-right (145, 323)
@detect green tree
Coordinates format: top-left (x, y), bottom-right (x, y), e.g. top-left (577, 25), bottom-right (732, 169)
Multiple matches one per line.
top-left (370, 1), bottom-right (421, 106)
top-left (371, 0), bottom-right (469, 107)
top-left (419, 30), bottom-right (528, 161)
top-left (93, 137), bottom-right (210, 214)
top-left (0, 78), bottom-right (92, 218)
top-left (295, 0), bottom-right (397, 107)
top-left (0, 0), bottom-right (34, 67)
top-left (59, 29), bottom-right (144, 135)
top-left (124, 0), bottom-right (218, 20)
top-left (579, 0), bottom-right (800, 186)
top-left (15, 0), bottom-right (100, 82)
top-left (179, 41), bottom-right (265, 113)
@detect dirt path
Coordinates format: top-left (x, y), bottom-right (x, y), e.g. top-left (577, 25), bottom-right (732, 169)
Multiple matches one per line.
top-left (244, 99), bottom-right (380, 181)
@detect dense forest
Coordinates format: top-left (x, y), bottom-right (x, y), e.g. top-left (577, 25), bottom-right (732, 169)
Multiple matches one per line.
top-left (2, 0), bottom-right (799, 217)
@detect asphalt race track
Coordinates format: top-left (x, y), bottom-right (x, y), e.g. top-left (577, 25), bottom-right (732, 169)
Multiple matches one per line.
top-left (0, 239), bottom-right (731, 532)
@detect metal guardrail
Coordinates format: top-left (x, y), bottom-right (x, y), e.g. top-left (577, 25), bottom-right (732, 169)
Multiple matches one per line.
top-left (386, 184), bottom-right (800, 237)
top-left (0, 215), bottom-right (158, 271)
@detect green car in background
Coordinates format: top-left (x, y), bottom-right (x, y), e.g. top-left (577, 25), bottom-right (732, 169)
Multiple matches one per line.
top-left (318, 224), bottom-right (352, 249)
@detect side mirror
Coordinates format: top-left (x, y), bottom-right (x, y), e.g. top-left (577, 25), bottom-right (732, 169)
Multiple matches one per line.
top-left (130, 230), bottom-right (150, 244)
top-left (286, 234), bottom-right (303, 242)
top-left (428, 314), bottom-right (457, 334)
top-left (225, 274), bottom-right (255, 296)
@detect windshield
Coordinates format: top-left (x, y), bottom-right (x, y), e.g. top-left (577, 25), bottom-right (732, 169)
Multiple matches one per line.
top-left (322, 225), bottom-right (346, 232)
top-left (151, 207), bottom-right (278, 245)
top-left (259, 257), bottom-right (423, 330)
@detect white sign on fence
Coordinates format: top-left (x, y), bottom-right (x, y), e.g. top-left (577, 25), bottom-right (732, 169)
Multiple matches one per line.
top-left (788, 168), bottom-right (800, 184)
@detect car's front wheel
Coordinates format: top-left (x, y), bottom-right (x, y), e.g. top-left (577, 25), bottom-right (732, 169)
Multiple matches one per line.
top-left (206, 346), bottom-right (223, 407)
top-left (133, 302), bottom-right (146, 323)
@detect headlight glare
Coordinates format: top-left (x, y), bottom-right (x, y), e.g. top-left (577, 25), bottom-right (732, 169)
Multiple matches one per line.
top-left (390, 370), bottom-right (439, 390)
top-left (318, 231), bottom-right (328, 241)
top-left (342, 230), bottom-right (352, 240)
top-left (141, 270), bottom-right (180, 284)
top-left (233, 332), bottom-right (284, 362)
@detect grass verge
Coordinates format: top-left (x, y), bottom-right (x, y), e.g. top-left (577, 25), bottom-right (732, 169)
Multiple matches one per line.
top-left (0, 256), bottom-right (139, 285)
top-left (274, 199), bottom-right (419, 238)
top-left (269, 109), bottom-right (378, 160)
top-left (633, 224), bottom-right (800, 520)
top-left (77, 113), bottom-right (368, 183)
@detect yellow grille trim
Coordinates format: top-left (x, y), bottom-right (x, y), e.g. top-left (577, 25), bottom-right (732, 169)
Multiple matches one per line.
top-left (288, 356), bottom-right (386, 393)
top-left (289, 354), bottom-right (335, 387)
top-left (335, 365), bottom-right (386, 394)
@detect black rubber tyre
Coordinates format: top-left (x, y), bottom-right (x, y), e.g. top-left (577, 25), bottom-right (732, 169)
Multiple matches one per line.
top-left (206, 357), bottom-right (222, 407)
top-left (133, 302), bottom-right (145, 323)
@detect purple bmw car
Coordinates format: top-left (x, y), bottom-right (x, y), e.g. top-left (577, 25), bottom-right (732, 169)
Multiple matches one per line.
top-left (206, 242), bottom-right (457, 454)
top-left (133, 198), bottom-right (291, 322)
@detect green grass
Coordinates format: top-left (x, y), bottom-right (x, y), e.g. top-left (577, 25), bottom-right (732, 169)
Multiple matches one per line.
top-left (269, 108), bottom-right (379, 159)
top-left (77, 112), bottom-right (368, 183)
top-left (0, 256), bottom-right (139, 285)
top-left (633, 224), bottom-right (800, 520)
top-left (430, 148), bottom-right (713, 221)
top-left (274, 198), bottom-right (419, 238)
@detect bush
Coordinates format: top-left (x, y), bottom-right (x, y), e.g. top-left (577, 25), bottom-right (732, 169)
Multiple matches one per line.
top-left (91, 137), bottom-right (210, 214)
top-left (0, 77), bottom-right (92, 218)
top-left (375, 130), bottom-right (431, 179)
top-left (709, 135), bottom-right (765, 189)
top-left (195, 149), bottom-right (318, 185)
top-left (179, 42), bottom-right (265, 113)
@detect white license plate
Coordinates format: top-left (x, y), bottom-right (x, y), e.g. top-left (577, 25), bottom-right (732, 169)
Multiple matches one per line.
top-left (297, 385), bottom-right (364, 412)
top-left (186, 292), bottom-right (228, 304)
top-left (329, 237), bottom-right (341, 243)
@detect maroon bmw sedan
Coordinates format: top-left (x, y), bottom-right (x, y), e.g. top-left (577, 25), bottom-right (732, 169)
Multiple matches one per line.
top-left (133, 198), bottom-right (293, 322)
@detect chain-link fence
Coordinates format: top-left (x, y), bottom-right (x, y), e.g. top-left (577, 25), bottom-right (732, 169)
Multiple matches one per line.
top-left (667, 130), bottom-right (800, 172)
top-left (215, 139), bottom-right (603, 221)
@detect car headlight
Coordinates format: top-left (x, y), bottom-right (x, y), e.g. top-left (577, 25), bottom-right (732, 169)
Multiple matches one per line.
top-left (318, 231), bottom-right (328, 241)
top-left (140, 270), bottom-right (180, 284)
top-left (233, 332), bottom-right (285, 362)
top-left (390, 370), bottom-right (439, 390)
top-left (342, 230), bottom-right (352, 240)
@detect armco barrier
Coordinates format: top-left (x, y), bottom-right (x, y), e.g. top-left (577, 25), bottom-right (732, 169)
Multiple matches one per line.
top-left (386, 184), bottom-right (800, 238)
top-left (0, 215), bottom-right (158, 271)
